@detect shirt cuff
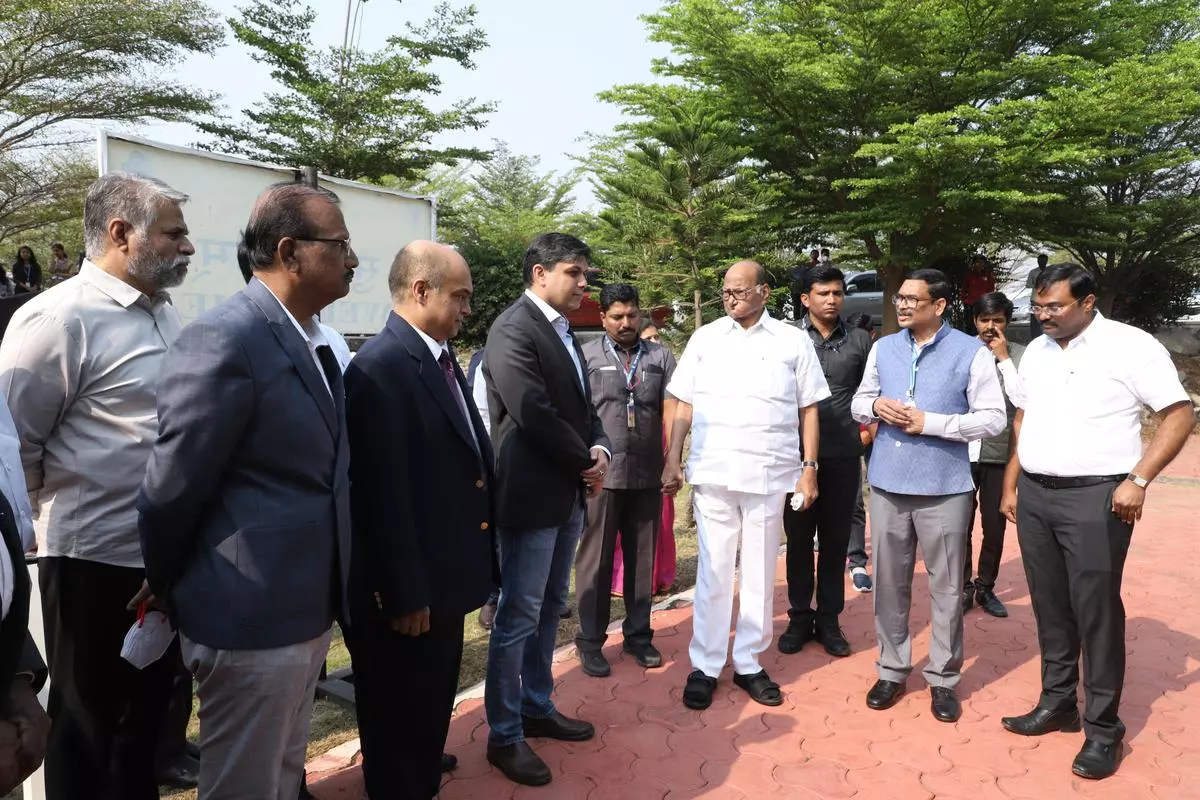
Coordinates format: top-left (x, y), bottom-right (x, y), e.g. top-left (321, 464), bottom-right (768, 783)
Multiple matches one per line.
top-left (590, 445), bottom-right (612, 461)
top-left (921, 412), bottom-right (951, 438)
top-left (996, 358), bottom-right (1018, 375)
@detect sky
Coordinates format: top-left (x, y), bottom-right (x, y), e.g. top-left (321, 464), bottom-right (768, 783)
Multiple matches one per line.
top-left (139, 0), bottom-right (672, 208)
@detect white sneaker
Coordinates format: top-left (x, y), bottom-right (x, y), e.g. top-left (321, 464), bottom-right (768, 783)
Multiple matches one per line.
top-left (850, 567), bottom-right (873, 593)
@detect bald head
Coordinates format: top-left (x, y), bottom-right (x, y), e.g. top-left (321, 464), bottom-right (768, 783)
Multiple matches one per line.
top-left (726, 259), bottom-right (767, 285)
top-left (722, 259), bottom-right (770, 327)
top-left (390, 240), bottom-right (474, 341)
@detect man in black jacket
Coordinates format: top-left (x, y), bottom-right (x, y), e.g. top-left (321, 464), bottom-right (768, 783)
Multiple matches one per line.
top-left (482, 233), bottom-right (611, 787)
top-left (343, 241), bottom-right (496, 799)
top-left (779, 265), bottom-right (872, 658)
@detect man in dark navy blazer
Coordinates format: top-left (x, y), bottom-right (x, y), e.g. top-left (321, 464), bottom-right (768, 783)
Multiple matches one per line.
top-left (482, 233), bottom-right (611, 787)
top-left (343, 241), bottom-right (496, 800)
top-left (139, 183), bottom-right (355, 799)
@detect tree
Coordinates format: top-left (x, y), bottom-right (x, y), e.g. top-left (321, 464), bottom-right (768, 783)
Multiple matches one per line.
top-left (199, 0), bottom-right (494, 183)
top-left (435, 142), bottom-right (589, 346)
top-left (0, 0), bottom-right (223, 242)
top-left (590, 88), bottom-right (789, 331)
top-left (633, 0), bottom-right (1200, 332)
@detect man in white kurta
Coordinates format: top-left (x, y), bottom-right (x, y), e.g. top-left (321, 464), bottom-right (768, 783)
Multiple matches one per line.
top-left (663, 261), bottom-right (830, 709)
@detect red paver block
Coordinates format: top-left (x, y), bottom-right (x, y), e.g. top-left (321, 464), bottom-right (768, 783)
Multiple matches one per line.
top-left (921, 763), bottom-right (1013, 800)
top-left (705, 751), bottom-right (785, 796)
top-left (773, 755), bottom-right (857, 799)
top-left (845, 761), bottom-right (933, 800)
top-left (631, 752), bottom-right (707, 793)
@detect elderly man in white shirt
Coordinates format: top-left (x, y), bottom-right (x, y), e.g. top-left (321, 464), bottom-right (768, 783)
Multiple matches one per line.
top-left (663, 260), bottom-right (830, 710)
top-left (999, 264), bottom-right (1194, 781)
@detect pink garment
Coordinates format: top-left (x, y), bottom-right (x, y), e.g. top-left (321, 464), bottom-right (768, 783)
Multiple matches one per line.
top-left (611, 494), bottom-right (676, 596)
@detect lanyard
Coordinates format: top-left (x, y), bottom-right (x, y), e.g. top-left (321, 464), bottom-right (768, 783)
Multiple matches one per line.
top-left (605, 338), bottom-right (643, 392)
top-left (906, 337), bottom-right (926, 404)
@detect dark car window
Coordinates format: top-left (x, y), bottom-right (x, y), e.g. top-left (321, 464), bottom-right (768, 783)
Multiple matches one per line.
top-left (850, 273), bottom-right (879, 292)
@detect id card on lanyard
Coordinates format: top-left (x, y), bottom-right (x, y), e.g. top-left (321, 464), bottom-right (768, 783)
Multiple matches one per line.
top-left (905, 339), bottom-right (920, 407)
top-left (606, 338), bottom-right (643, 430)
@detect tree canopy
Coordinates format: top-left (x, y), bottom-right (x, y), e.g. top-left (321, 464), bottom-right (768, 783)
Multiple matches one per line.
top-left (199, 0), bottom-right (494, 182)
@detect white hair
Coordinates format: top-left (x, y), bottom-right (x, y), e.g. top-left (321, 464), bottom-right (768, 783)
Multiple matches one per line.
top-left (83, 172), bottom-right (189, 257)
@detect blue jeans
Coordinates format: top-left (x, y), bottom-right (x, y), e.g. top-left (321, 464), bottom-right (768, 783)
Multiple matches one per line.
top-left (484, 502), bottom-right (585, 746)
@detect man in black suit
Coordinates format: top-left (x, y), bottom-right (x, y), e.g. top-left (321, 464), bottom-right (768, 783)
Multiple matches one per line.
top-left (482, 233), bottom-right (611, 787)
top-left (0, 404), bottom-right (49, 794)
top-left (343, 241), bottom-right (496, 799)
top-left (139, 183), bottom-right (356, 799)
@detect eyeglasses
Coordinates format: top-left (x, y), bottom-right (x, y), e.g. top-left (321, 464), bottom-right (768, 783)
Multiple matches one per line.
top-left (1030, 298), bottom-right (1082, 317)
top-left (891, 294), bottom-right (932, 309)
top-left (721, 285), bottom-right (762, 301)
top-left (296, 237), bottom-right (353, 254)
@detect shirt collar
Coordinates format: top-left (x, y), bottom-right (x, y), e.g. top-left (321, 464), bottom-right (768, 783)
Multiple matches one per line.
top-left (259, 281), bottom-right (328, 350)
top-left (799, 313), bottom-right (847, 342)
top-left (79, 260), bottom-right (171, 310)
top-left (411, 322), bottom-right (448, 363)
top-left (524, 289), bottom-right (567, 329)
top-left (724, 309), bottom-right (774, 334)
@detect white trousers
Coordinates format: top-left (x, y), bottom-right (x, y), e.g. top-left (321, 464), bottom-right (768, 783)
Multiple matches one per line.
top-left (689, 485), bottom-right (786, 678)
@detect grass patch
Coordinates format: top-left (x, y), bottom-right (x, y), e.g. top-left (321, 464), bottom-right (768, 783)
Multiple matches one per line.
top-left (160, 489), bottom-right (697, 798)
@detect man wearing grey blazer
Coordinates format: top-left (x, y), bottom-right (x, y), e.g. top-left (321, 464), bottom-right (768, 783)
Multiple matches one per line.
top-left (138, 183), bottom-right (357, 800)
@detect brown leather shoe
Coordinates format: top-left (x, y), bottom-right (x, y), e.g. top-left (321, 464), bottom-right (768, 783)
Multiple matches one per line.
top-left (487, 741), bottom-right (552, 786)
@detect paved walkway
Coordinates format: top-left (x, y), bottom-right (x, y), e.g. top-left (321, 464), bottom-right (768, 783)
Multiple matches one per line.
top-left (310, 436), bottom-right (1200, 799)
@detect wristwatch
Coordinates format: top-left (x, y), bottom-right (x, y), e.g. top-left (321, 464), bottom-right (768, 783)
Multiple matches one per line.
top-left (802, 461), bottom-right (819, 471)
top-left (1127, 473), bottom-right (1149, 489)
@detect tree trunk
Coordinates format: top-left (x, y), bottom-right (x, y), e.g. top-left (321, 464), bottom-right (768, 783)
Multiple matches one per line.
top-left (694, 288), bottom-right (703, 331)
top-left (879, 262), bottom-right (907, 335)
top-left (1095, 290), bottom-right (1116, 317)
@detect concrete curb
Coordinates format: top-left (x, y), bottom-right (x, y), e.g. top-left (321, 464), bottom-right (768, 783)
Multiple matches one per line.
top-left (305, 586), bottom-right (698, 793)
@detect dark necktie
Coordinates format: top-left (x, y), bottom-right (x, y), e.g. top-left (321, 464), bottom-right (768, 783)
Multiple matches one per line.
top-left (315, 345), bottom-right (344, 419)
top-left (438, 350), bottom-right (473, 429)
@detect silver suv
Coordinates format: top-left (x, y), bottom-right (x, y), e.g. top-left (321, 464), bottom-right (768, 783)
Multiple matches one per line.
top-left (841, 271), bottom-right (884, 329)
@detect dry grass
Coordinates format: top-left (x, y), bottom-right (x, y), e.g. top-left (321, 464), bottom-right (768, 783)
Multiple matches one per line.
top-left (157, 489), bottom-right (699, 799)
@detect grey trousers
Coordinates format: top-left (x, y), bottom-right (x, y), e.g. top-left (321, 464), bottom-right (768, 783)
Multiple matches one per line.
top-left (181, 629), bottom-right (332, 800)
top-left (870, 488), bottom-right (972, 689)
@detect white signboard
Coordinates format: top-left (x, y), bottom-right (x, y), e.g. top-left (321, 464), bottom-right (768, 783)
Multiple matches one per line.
top-left (98, 132), bottom-right (436, 336)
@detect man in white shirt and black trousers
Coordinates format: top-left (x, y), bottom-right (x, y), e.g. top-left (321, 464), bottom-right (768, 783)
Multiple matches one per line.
top-left (999, 263), bottom-right (1193, 780)
top-left (663, 260), bottom-right (830, 711)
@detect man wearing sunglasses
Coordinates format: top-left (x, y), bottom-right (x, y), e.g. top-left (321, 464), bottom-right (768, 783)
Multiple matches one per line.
top-left (999, 264), bottom-right (1192, 780)
top-left (851, 268), bottom-right (1006, 724)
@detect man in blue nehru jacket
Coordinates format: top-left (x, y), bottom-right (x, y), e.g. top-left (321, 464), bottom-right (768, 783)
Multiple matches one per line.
top-left (851, 268), bottom-right (1006, 723)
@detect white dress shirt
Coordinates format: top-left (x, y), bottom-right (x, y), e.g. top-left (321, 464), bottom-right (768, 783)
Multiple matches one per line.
top-left (472, 368), bottom-right (491, 436)
top-left (411, 325), bottom-right (480, 450)
top-left (0, 400), bottom-right (35, 620)
top-left (319, 323), bottom-right (353, 372)
top-left (261, 282), bottom-right (333, 396)
top-left (1017, 313), bottom-right (1189, 476)
top-left (851, 335), bottom-right (1007, 442)
top-left (0, 260), bottom-right (181, 568)
top-left (667, 311), bottom-right (832, 495)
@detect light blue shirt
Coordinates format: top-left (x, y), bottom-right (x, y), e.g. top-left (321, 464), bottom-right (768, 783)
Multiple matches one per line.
top-left (523, 289), bottom-right (584, 390)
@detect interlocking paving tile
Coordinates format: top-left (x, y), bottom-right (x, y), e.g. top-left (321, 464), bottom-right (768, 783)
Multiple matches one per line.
top-left (309, 438), bottom-right (1200, 800)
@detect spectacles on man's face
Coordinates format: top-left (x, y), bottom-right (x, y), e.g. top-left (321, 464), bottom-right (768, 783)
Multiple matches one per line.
top-left (721, 285), bottom-right (762, 301)
top-left (1030, 298), bottom-right (1082, 317)
top-left (296, 237), bottom-right (353, 254)
top-left (891, 294), bottom-right (932, 309)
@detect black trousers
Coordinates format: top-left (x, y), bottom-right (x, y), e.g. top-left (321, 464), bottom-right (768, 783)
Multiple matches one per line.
top-left (39, 556), bottom-right (178, 800)
top-left (346, 612), bottom-right (465, 799)
top-left (965, 462), bottom-right (1007, 589)
top-left (784, 457), bottom-right (861, 629)
top-left (575, 487), bottom-right (661, 652)
top-left (1016, 475), bottom-right (1132, 744)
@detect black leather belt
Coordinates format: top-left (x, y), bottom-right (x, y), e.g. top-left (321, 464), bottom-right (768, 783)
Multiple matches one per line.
top-left (1022, 471), bottom-right (1128, 490)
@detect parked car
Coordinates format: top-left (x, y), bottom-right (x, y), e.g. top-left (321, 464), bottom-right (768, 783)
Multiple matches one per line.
top-left (841, 271), bottom-right (884, 329)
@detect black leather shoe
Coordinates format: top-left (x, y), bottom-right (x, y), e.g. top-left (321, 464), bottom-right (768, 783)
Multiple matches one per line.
top-left (441, 752), bottom-right (458, 773)
top-left (1072, 739), bottom-right (1122, 779)
top-left (777, 621), bottom-right (815, 654)
top-left (1001, 705), bottom-right (1082, 736)
top-left (559, 604), bottom-right (573, 619)
top-left (184, 741), bottom-right (201, 761)
top-left (578, 649), bottom-right (611, 678)
top-left (866, 679), bottom-right (905, 710)
top-left (156, 757), bottom-right (199, 790)
top-left (623, 641), bottom-right (663, 668)
top-left (930, 687), bottom-right (961, 722)
top-left (975, 586), bottom-right (1009, 618)
top-left (522, 710), bottom-right (595, 741)
top-left (815, 624), bottom-right (851, 658)
top-left (487, 741), bottom-right (552, 786)
top-left (963, 588), bottom-right (974, 614)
